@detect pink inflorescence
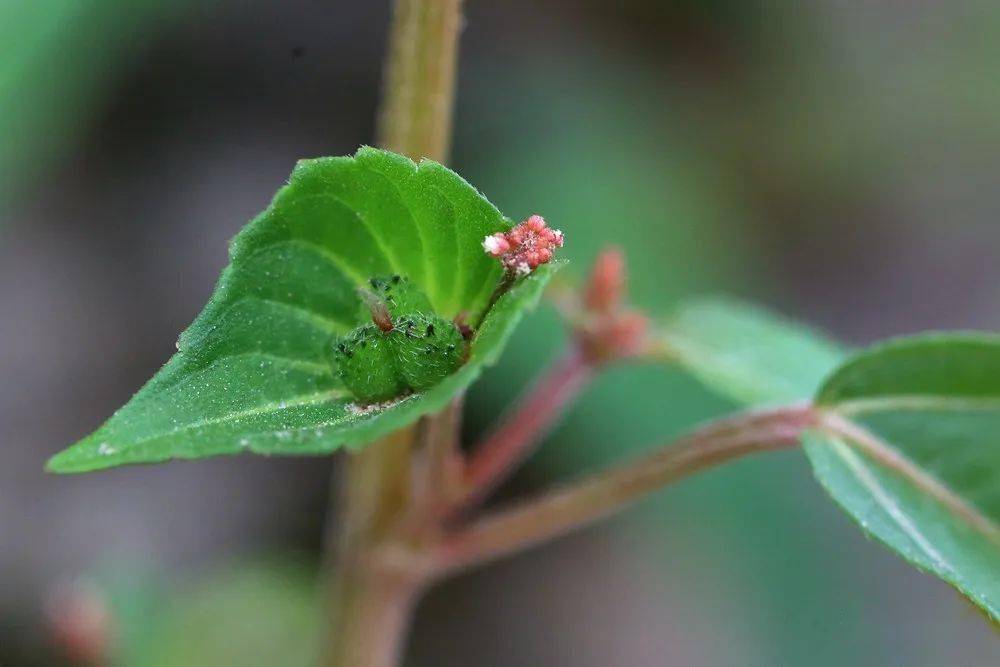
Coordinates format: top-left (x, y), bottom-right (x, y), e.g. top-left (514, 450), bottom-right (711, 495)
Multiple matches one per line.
top-left (482, 215), bottom-right (564, 276)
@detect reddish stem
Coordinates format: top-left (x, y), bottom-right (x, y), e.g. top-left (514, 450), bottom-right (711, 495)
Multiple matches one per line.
top-left (458, 346), bottom-right (594, 511)
top-left (433, 404), bottom-right (816, 575)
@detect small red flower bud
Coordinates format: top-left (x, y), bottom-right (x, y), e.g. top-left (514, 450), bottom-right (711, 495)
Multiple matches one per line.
top-left (525, 214), bottom-right (546, 232)
top-left (571, 247), bottom-right (650, 365)
top-left (584, 248), bottom-right (625, 313)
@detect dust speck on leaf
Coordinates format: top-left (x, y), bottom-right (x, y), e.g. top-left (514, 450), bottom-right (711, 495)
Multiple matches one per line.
top-left (347, 394), bottom-right (413, 416)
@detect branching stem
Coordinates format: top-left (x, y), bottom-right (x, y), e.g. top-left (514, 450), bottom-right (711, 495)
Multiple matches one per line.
top-left (325, 5), bottom-right (820, 665)
top-left (457, 346), bottom-right (594, 512)
top-left (432, 404), bottom-right (817, 575)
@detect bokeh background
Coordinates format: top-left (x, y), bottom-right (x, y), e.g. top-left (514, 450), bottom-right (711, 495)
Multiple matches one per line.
top-left (3, 1), bottom-right (1000, 665)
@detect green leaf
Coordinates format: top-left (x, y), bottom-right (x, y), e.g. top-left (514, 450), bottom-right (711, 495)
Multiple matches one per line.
top-left (138, 558), bottom-right (318, 667)
top-left (660, 297), bottom-right (846, 405)
top-left (806, 334), bottom-right (1000, 621)
top-left (1, 0), bottom-right (191, 208)
top-left (48, 147), bottom-right (559, 473)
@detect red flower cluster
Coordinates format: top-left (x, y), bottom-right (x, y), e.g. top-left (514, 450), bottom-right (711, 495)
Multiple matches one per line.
top-left (483, 215), bottom-right (564, 276)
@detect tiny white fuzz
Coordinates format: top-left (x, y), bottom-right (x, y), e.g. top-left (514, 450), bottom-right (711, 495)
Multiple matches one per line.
top-left (482, 235), bottom-right (505, 255)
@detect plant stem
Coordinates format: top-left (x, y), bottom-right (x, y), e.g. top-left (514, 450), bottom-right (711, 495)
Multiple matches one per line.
top-left (324, 1), bottom-right (464, 666)
top-left (411, 396), bottom-right (465, 522)
top-left (324, 430), bottom-right (421, 667)
top-left (377, 0), bottom-right (464, 161)
top-left (323, 555), bottom-right (422, 667)
top-left (432, 404), bottom-right (817, 575)
top-left (457, 346), bottom-right (593, 512)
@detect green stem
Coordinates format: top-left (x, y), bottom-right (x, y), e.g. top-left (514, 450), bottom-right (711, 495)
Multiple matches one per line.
top-left (324, 431), bottom-right (422, 667)
top-left (377, 0), bottom-right (464, 161)
top-left (324, 2), bottom-right (464, 666)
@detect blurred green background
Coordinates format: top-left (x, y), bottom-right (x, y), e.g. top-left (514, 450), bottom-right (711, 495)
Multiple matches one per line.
top-left (2, 1), bottom-right (999, 665)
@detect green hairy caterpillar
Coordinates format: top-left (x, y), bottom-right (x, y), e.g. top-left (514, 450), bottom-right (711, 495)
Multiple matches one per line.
top-left (331, 275), bottom-right (466, 403)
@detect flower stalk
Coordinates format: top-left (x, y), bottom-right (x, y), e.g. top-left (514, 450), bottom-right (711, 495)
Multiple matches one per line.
top-left (454, 247), bottom-right (652, 516)
top-left (456, 345), bottom-right (594, 513)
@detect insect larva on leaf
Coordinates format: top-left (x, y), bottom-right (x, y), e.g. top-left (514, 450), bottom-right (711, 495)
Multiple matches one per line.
top-left (331, 275), bottom-right (466, 404)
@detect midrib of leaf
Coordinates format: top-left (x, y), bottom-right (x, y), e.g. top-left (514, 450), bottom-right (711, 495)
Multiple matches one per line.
top-left (415, 163), bottom-right (508, 316)
top-left (425, 173), bottom-right (480, 314)
top-left (332, 175), bottom-right (422, 286)
top-left (101, 387), bottom-right (349, 451)
top-left (832, 395), bottom-right (1000, 417)
top-left (825, 435), bottom-right (951, 569)
top-left (362, 163), bottom-right (437, 304)
top-left (353, 148), bottom-right (468, 314)
top-left (819, 412), bottom-right (1000, 546)
top-left (429, 192), bottom-right (461, 312)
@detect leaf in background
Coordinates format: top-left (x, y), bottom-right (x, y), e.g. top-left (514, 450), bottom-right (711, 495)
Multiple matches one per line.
top-left (48, 147), bottom-right (559, 473)
top-left (659, 297), bottom-right (846, 405)
top-left (806, 334), bottom-right (1000, 621)
top-left (136, 558), bottom-right (318, 667)
top-left (1, 0), bottom-right (188, 210)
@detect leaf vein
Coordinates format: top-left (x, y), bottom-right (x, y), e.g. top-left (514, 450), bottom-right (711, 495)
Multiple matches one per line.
top-left (359, 161), bottom-right (432, 296)
top-left (109, 388), bottom-right (349, 449)
top-left (827, 435), bottom-right (951, 570)
top-left (306, 187), bottom-right (405, 277)
top-left (834, 395), bottom-right (1000, 416)
top-left (820, 412), bottom-right (1000, 544)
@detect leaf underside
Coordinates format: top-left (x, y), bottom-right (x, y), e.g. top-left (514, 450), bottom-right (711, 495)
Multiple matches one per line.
top-left (809, 335), bottom-right (1000, 622)
top-left (48, 147), bottom-right (559, 473)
